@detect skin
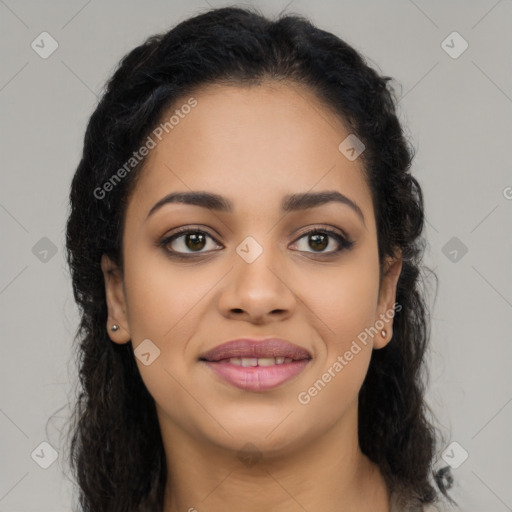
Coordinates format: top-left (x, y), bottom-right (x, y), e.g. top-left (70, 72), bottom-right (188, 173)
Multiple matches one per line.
top-left (101, 80), bottom-right (402, 512)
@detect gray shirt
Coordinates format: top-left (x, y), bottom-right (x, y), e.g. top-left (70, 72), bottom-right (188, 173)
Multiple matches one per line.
top-left (389, 491), bottom-right (448, 512)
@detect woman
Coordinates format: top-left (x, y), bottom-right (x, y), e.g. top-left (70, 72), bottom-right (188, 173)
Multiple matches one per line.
top-left (65, 6), bottom-right (455, 511)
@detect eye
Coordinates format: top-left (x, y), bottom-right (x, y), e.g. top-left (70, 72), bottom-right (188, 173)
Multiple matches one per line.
top-left (158, 225), bottom-right (354, 259)
top-left (290, 227), bottom-right (354, 255)
top-left (158, 227), bottom-right (222, 256)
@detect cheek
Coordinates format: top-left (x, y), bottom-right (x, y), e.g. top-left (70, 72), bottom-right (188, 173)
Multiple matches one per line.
top-left (299, 250), bottom-right (381, 350)
top-left (121, 249), bottom-right (214, 393)
top-left (299, 250), bottom-right (380, 400)
top-left (295, 265), bottom-right (380, 421)
top-left (121, 252), bottom-right (215, 433)
top-left (328, 270), bottom-right (380, 351)
top-left (123, 248), bottom-right (212, 344)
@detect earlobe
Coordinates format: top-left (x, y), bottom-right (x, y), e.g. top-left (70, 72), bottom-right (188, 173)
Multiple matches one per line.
top-left (100, 254), bottom-right (131, 344)
top-left (374, 253), bottom-right (403, 350)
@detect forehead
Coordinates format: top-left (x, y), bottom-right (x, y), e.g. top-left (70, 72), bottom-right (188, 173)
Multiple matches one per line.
top-left (126, 80), bottom-right (374, 224)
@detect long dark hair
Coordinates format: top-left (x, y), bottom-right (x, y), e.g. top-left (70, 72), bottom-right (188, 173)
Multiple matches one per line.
top-left (65, 5), bottom-right (454, 511)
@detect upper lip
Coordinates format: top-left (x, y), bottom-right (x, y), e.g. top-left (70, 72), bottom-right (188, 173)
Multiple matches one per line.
top-left (199, 338), bottom-right (312, 362)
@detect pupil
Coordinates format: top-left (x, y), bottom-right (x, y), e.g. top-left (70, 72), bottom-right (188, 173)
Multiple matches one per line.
top-left (310, 233), bottom-right (327, 251)
top-left (183, 233), bottom-right (329, 252)
top-left (186, 233), bottom-right (205, 251)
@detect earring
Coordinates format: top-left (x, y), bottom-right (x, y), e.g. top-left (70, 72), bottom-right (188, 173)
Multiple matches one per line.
top-left (111, 324), bottom-right (119, 332)
top-left (381, 329), bottom-right (387, 338)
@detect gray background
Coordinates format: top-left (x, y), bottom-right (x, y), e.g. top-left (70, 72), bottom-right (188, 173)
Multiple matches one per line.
top-left (1, 0), bottom-right (511, 510)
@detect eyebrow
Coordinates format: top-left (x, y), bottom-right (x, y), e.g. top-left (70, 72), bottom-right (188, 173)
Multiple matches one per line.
top-left (146, 190), bottom-right (365, 225)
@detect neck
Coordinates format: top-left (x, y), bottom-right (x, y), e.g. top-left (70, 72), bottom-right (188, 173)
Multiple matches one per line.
top-left (160, 401), bottom-right (390, 512)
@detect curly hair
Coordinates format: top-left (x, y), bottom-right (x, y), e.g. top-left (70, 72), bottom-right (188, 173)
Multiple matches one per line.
top-left (65, 5), bottom-right (454, 511)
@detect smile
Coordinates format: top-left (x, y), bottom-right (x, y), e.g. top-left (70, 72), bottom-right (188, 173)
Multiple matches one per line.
top-left (225, 356), bottom-right (293, 366)
top-left (202, 358), bottom-right (310, 392)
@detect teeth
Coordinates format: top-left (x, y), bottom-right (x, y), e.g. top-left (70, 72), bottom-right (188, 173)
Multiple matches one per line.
top-left (257, 357), bottom-right (276, 367)
top-left (228, 357), bottom-right (294, 366)
top-left (241, 357), bottom-right (258, 367)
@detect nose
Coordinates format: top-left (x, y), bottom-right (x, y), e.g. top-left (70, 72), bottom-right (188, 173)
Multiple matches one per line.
top-left (217, 240), bottom-right (296, 324)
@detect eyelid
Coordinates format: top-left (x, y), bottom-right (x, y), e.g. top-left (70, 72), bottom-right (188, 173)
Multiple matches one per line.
top-left (290, 225), bottom-right (354, 254)
top-left (158, 224), bottom-right (354, 257)
top-left (157, 225), bottom-right (222, 256)
top-left (292, 224), bottom-right (351, 242)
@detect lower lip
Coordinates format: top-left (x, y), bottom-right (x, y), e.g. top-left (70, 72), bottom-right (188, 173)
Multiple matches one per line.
top-left (202, 359), bottom-right (310, 392)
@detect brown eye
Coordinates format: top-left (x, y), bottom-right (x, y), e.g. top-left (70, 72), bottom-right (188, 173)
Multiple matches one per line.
top-left (291, 228), bottom-right (354, 255)
top-left (308, 233), bottom-right (329, 251)
top-left (183, 232), bottom-right (207, 251)
top-left (160, 229), bottom-right (222, 256)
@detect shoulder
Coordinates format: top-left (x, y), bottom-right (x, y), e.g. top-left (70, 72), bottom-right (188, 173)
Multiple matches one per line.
top-left (389, 492), bottom-right (456, 512)
top-left (423, 505), bottom-right (443, 512)
top-left (422, 500), bottom-right (460, 512)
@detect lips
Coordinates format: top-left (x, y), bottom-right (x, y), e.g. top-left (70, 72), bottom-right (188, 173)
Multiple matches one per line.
top-left (199, 338), bottom-right (312, 362)
top-left (199, 338), bottom-right (312, 392)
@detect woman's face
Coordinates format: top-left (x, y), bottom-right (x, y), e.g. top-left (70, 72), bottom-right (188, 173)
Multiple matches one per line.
top-left (102, 80), bottom-right (402, 458)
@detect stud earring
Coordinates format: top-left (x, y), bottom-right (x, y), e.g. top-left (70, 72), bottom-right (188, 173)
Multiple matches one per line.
top-left (381, 329), bottom-right (387, 338)
top-left (111, 324), bottom-right (119, 332)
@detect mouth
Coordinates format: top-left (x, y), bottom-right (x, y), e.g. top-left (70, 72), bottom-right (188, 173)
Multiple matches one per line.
top-left (205, 356), bottom-right (299, 366)
top-left (199, 337), bottom-right (312, 362)
top-left (199, 338), bottom-right (312, 392)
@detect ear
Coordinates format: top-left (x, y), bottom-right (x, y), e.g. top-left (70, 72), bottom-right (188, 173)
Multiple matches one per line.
top-left (100, 254), bottom-right (131, 344)
top-left (373, 251), bottom-right (402, 350)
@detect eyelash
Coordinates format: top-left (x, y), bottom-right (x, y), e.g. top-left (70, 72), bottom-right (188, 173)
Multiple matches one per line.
top-left (157, 225), bottom-right (355, 259)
